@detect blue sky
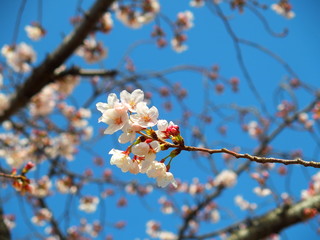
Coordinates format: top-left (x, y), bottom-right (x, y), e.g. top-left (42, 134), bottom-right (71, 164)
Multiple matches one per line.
top-left (1, 0), bottom-right (320, 239)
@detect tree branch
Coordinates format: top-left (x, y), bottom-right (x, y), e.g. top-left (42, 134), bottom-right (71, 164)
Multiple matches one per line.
top-left (226, 194), bottom-right (320, 240)
top-left (0, 206), bottom-right (10, 240)
top-left (0, 0), bottom-right (116, 123)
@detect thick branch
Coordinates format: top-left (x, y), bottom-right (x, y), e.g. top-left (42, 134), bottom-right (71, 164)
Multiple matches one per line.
top-left (0, 206), bottom-right (10, 240)
top-left (0, 0), bottom-right (116, 123)
top-left (226, 194), bottom-right (320, 240)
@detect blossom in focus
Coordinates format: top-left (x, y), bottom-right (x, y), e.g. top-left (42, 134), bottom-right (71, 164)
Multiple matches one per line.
top-left (109, 149), bottom-right (135, 173)
top-left (120, 89), bottom-right (145, 112)
top-left (118, 122), bottom-right (143, 144)
top-left (99, 108), bottom-right (129, 134)
top-left (130, 102), bottom-right (159, 128)
top-left (156, 171), bottom-right (177, 188)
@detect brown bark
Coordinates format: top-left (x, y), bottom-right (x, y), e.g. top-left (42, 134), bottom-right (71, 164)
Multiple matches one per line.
top-left (0, 207), bottom-right (10, 240)
top-left (227, 194), bottom-right (320, 240)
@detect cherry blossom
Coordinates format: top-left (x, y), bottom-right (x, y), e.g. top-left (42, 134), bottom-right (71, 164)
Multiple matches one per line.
top-left (120, 89), bottom-right (145, 112)
top-left (99, 108), bottom-right (129, 134)
top-left (1, 42), bottom-right (36, 73)
top-left (31, 208), bottom-right (52, 226)
top-left (118, 122), bottom-right (143, 144)
top-left (214, 170), bottom-right (237, 187)
top-left (190, 0), bottom-right (205, 8)
top-left (156, 171), bottom-right (177, 188)
top-left (25, 23), bottom-right (46, 41)
top-left (79, 196), bottom-right (99, 213)
top-left (100, 12), bottom-right (113, 33)
top-left (130, 102), bottom-right (159, 128)
top-left (171, 34), bottom-right (188, 53)
top-left (271, 2), bottom-right (295, 19)
top-left (176, 11), bottom-right (194, 31)
top-left (109, 149), bottom-right (134, 173)
top-left (76, 37), bottom-right (107, 63)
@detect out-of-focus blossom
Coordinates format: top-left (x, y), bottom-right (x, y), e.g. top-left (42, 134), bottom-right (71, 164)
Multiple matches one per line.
top-left (235, 195), bottom-right (257, 211)
top-left (271, 1), bottom-right (295, 19)
top-left (79, 196), bottom-right (99, 213)
top-left (215, 170), bottom-right (237, 187)
top-left (76, 37), bottom-right (107, 63)
top-left (1, 42), bottom-right (36, 73)
top-left (25, 23), bottom-right (46, 41)
top-left (31, 208), bottom-right (52, 226)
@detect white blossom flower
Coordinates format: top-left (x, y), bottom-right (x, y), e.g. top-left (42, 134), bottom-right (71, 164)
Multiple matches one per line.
top-left (176, 11), bottom-right (194, 30)
top-left (158, 231), bottom-right (177, 240)
top-left (120, 89), bottom-right (144, 112)
top-left (235, 195), bottom-right (257, 211)
top-left (96, 93), bottom-right (123, 113)
top-left (1, 42), bottom-right (36, 73)
top-left (271, 3), bottom-right (295, 19)
top-left (190, 0), bottom-right (205, 7)
top-left (31, 208), bottom-right (52, 226)
top-left (76, 37), bottom-right (107, 63)
top-left (109, 149), bottom-right (133, 173)
top-left (100, 12), bottom-right (113, 33)
top-left (156, 171), bottom-right (177, 188)
top-left (30, 85), bottom-right (57, 116)
top-left (131, 102), bottom-right (159, 128)
top-left (115, 7), bottom-right (143, 29)
top-left (147, 161), bottom-right (166, 178)
top-left (25, 24), bottom-right (45, 41)
top-left (253, 186), bottom-right (272, 197)
top-left (118, 122), bottom-right (143, 143)
top-left (79, 196), bottom-right (99, 213)
top-left (215, 170), bottom-right (237, 187)
top-left (210, 209), bottom-right (220, 223)
top-left (171, 37), bottom-right (188, 53)
top-left (99, 108), bottom-right (129, 134)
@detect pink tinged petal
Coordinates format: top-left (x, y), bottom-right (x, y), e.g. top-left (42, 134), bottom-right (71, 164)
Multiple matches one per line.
top-left (156, 172), bottom-right (177, 188)
top-left (147, 162), bottom-right (166, 178)
top-left (102, 109), bottom-right (128, 134)
top-left (129, 161), bottom-right (140, 174)
top-left (132, 142), bottom-right (149, 156)
top-left (120, 89), bottom-right (144, 112)
top-left (140, 158), bottom-right (154, 173)
top-left (96, 102), bottom-right (109, 113)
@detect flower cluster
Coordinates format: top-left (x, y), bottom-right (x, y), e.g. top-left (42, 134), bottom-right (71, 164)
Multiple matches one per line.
top-left (171, 10), bottom-right (194, 53)
top-left (1, 42), bottom-right (36, 73)
top-left (113, 0), bottom-right (160, 29)
top-left (97, 89), bottom-right (181, 188)
top-left (76, 37), bottom-right (107, 63)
